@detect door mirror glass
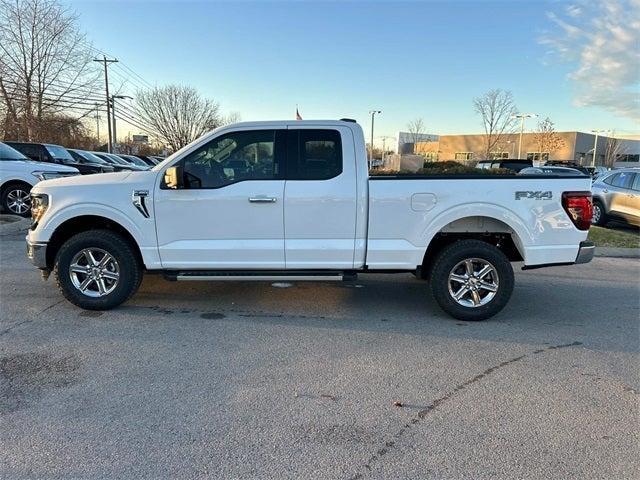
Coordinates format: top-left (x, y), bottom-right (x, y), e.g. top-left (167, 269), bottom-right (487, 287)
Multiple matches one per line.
top-left (163, 166), bottom-right (183, 189)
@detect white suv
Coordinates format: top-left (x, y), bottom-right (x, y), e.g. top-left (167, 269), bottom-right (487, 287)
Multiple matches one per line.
top-left (0, 142), bottom-right (79, 216)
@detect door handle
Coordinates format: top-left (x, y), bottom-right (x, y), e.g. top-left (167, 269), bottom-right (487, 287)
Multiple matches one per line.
top-left (249, 196), bottom-right (277, 203)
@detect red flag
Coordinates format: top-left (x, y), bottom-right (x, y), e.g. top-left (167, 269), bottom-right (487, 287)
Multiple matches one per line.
top-left (296, 107), bottom-right (302, 120)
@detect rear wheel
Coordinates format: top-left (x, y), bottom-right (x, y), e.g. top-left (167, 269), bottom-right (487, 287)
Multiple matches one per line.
top-left (54, 230), bottom-right (142, 310)
top-left (430, 240), bottom-right (514, 321)
top-left (1, 182), bottom-right (32, 217)
top-left (592, 200), bottom-right (607, 226)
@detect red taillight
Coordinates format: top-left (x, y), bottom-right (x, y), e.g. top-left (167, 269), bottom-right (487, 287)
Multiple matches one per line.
top-left (562, 191), bottom-right (593, 230)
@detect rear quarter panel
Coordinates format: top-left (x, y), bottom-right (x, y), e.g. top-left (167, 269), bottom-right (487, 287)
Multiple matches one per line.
top-left (367, 176), bottom-right (592, 268)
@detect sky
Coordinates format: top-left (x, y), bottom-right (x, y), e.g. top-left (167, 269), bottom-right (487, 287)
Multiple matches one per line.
top-left (66, 0), bottom-right (639, 147)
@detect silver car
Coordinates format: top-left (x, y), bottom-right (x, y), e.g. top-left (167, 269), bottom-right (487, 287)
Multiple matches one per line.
top-left (591, 168), bottom-right (640, 227)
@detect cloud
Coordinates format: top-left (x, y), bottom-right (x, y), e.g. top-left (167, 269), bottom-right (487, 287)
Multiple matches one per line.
top-left (540, 0), bottom-right (640, 122)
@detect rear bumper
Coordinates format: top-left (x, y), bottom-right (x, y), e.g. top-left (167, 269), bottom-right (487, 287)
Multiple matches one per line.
top-left (26, 238), bottom-right (48, 269)
top-left (575, 240), bottom-right (595, 264)
top-left (521, 241), bottom-right (595, 270)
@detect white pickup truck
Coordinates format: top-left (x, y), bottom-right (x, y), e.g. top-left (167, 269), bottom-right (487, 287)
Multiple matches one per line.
top-left (26, 120), bottom-right (594, 320)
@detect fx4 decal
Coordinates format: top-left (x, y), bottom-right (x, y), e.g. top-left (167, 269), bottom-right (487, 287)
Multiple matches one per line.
top-left (515, 191), bottom-right (553, 200)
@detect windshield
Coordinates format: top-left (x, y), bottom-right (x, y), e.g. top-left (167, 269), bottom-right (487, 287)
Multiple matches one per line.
top-left (0, 142), bottom-right (29, 161)
top-left (45, 144), bottom-right (75, 161)
top-left (74, 150), bottom-right (108, 164)
top-left (124, 155), bottom-right (148, 167)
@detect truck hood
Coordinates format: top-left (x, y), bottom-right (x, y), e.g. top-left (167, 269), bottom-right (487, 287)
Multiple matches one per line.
top-left (31, 169), bottom-right (157, 192)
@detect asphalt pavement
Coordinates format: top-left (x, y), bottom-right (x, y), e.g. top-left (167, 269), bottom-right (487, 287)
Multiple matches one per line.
top-left (1, 225), bottom-right (638, 479)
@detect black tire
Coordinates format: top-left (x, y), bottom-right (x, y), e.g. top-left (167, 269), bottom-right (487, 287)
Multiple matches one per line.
top-left (54, 229), bottom-right (142, 310)
top-left (430, 239), bottom-right (514, 321)
top-left (592, 200), bottom-right (607, 226)
top-left (1, 181), bottom-right (32, 217)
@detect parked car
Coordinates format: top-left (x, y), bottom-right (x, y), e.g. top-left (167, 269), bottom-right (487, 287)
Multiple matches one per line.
top-left (476, 159), bottom-right (533, 172)
top-left (584, 165), bottom-right (609, 178)
top-left (26, 120), bottom-right (594, 321)
top-left (0, 142), bottom-right (78, 216)
top-left (4, 141), bottom-right (109, 175)
top-left (591, 168), bottom-right (640, 227)
top-left (90, 152), bottom-right (137, 171)
top-left (135, 155), bottom-right (159, 167)
top-left (518, 166), bottom-right (587, 176)
top-left (117, 154), bottom-right (152, 170)
top-left (544, 161), bottom-right (591, 176)
top-left (68, 149), bottom-right (115, 173)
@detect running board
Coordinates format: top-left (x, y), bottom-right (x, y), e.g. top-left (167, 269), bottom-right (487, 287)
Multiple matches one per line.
top-left (163, 270), bottom-right (357, 282)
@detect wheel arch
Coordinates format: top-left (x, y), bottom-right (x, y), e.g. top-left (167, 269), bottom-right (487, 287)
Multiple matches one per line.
top-left (45, 215), bottom-right (144, 270)
top-left (420, 214), bottom-right (526, 279)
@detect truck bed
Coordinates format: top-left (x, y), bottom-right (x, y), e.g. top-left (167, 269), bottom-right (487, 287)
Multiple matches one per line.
top-left (366, 175), bottom-right (592, 269)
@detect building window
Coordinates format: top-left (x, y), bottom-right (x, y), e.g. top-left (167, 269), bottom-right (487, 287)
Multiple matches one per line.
top-left (526, 152), bottom-right (549, 162)
top-left (424, 152), bottom-right (439, 162)
top-left (454, 152), bottom-right (473, 161)
top-left (617, 154), bottom-right (640, 162)
top-left (488, 152), bottom-right (509, 160)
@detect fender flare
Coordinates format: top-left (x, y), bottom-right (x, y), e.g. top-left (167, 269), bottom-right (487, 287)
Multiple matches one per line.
top-left (421, 202), bottom-right (534, 253)
top-left (41, 202), bottom-right (146, 247)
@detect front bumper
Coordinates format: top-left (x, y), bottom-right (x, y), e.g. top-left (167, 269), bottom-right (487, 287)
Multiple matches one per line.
top-left (575, 240), bottom-right (595, 264)
top-left (26, 239), bottom-right (48, 269)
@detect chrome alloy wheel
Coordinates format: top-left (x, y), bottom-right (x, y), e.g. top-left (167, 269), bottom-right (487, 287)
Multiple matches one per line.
top-left (447, 258), bottom-right (499, 308)
top-left (69, 248), bottom-right (120, 297)
top-left (6, 188), bottom-right (31, 214)
top-left (592, 203), bottom-right (602, 224)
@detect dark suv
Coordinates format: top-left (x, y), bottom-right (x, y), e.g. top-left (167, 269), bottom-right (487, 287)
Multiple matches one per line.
top-left (4, 142), bottom-right (112, 175)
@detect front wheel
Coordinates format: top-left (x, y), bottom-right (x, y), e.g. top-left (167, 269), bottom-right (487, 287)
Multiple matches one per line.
top-left (54, 230), bottom-right (142, 310)
top-left (430, 239), bottom-right (514, 321)
top-left (1, 182), bottom-right (32, 217)
top-left (592, 200), bottom-right (607, 226)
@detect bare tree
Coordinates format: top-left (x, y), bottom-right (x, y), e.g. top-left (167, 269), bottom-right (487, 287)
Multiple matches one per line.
top-left (473, 89), bottom-right (518, 159)
top-left (0, 0), bottom-right (99, 141)
top-left (221, 111), bottom-right (242, 125)
top-left (406, 118), bottom-right (425, 153)
top-left (603, 133), bottom-right (627, 168)
top-left (133, 85), bottom-right (222, 151)
top-left (532, 117), bottom-right (565, 161)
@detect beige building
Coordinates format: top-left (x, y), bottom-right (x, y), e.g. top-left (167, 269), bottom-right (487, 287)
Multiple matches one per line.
top-left (414, 132), bottom-right (640, 166)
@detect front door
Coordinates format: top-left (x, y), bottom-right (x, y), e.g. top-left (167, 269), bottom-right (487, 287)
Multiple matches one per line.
top-left (155, 128), bottom-right (286, 269)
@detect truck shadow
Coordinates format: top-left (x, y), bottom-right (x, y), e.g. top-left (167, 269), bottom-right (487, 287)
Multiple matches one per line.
top-left (115, 265), bottom-right (639, 352)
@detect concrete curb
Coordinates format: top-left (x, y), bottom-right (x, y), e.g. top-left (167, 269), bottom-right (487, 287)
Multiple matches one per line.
top-left (595, 247), bottom-right (640, 258)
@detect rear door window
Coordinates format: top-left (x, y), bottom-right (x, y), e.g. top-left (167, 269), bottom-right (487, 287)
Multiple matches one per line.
top-left (287, 129), bottom-right (342, 180)
top-left (609, 171), bottom-right (634, 189)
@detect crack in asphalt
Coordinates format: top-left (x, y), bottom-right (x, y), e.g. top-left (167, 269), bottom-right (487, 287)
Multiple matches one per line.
top-left (0, 299), bottom-right (65, 337)
top-left (347, 341), bottom-right (583, 480)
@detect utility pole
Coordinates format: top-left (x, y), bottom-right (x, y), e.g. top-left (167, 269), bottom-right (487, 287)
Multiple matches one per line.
top-left (93, 55), bottom-right (118, 152)
top-left (511, 113), bottom-right (537, 159)
top-left (94, 103), bottom-right (101, 146)
top-left (590, 129), bottom-right (606, 166)
top-left (110, 95), bottom-right (132, 154)
top-left (368, 110), bottom-right (381, 168)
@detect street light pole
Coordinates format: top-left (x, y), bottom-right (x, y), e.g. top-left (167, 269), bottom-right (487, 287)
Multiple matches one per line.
top-left (511, 113), bottom-right (537, 159)
top-left (93, 55), bottom-right (118, 153)
top-left (590, 129), bottom-right (606, 166)
top-left (369, 110), bottom-right (381, 168)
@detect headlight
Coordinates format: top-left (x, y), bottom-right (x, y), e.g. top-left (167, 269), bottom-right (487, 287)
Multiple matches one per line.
top-left (31, 171), bottom-right (77, 181)
top-left (30, 193), bottom-right (49, 227)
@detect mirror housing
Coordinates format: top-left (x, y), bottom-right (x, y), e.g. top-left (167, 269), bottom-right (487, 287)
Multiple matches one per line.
top-left (163, 165), bottom-right (184, 189)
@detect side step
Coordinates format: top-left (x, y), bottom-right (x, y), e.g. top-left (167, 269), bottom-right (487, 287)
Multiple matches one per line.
top-left (163, 270), bottom-right (358, 282)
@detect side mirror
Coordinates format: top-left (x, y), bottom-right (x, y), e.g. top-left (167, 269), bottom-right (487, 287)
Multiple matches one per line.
top-left (163, 165), bottom-right (184, 189)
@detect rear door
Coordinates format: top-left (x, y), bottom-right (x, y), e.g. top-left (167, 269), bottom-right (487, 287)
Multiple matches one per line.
top-left (604, 171), bottom-right (634, 216)
top-left (283, 126), bottom-right (357, 269)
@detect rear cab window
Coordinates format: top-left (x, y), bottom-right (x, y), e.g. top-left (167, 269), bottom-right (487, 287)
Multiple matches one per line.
top-left (287, 129), bottom-right (342, 180)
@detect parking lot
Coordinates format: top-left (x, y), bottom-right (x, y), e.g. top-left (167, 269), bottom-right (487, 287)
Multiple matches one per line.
top-left (1, 223), bottom-right (638, 479)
